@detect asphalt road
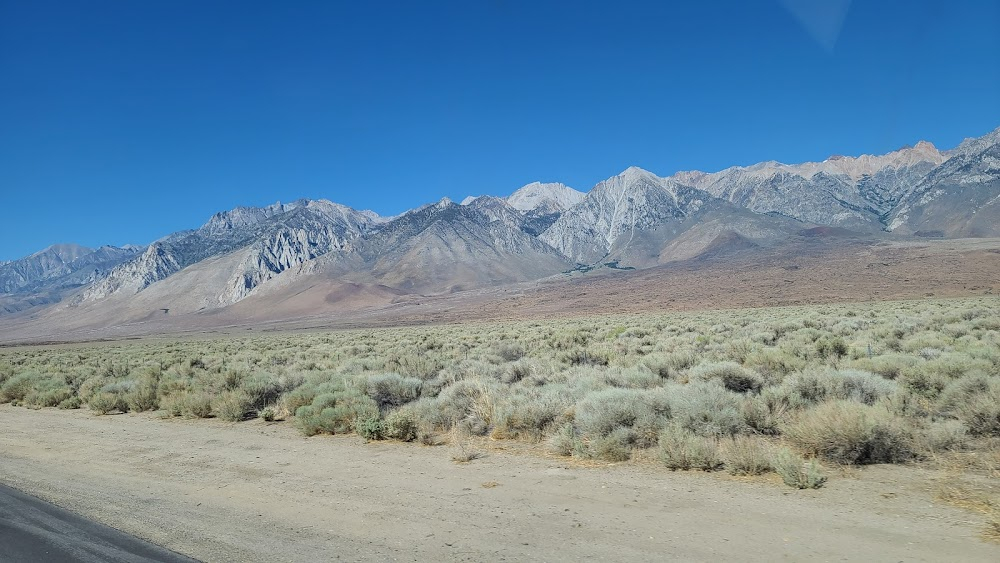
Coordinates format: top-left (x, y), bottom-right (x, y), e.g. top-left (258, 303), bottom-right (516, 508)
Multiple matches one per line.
top-left (0, 483), bottom-right (198, 562)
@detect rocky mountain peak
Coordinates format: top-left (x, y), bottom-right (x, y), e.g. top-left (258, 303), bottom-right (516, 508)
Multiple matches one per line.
top-left (950, 126), bottom-right (1000, 157)
top-left (617, 166), bottom-right (660, 185)
top-left (29, 243), bottom-right (93, 262)
top-left (506, 181), bottom-right (584, 213)
top-left (201, 201), bottom-right (301, 235)
top-left (539, 166), bottom-right (708, 264)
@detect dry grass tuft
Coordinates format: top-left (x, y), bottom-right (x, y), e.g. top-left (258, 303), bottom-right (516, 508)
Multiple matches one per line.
top-left (451, 449), bottom-right (485, 463)
top-left (449, 426), bottom-right (484, 463)
top-left (936, 475), bottom-right (1000, 543)
top-left (722, 436), bottom-right (774, 476)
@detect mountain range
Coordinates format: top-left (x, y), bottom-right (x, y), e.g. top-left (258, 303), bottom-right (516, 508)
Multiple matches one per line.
top-left (2, 125), bottom-right (999, 338)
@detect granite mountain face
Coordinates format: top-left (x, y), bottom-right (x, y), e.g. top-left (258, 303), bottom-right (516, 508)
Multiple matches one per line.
top-left (0, 244), bottom-right (141, 313)
top-left (463, 181), bottom-right (586, 236)
top-left (669, 140), bottom-right (948, 231)
top-left (3, 125), bottom-right (999, 326)
top-left (304, 197), bottom-right (574, 295)
top-left (886, 128), bottom-right (1000, 237)
top-left (80, 199), bottom-right (381, 305)
top-left (538, 167), bottom-right (711, 264)
top-left (0, 243), bottom-right (139, 294)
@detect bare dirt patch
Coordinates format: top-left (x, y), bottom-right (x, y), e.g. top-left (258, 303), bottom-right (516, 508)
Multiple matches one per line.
top-left (1, 405), bottom-right (997, 562)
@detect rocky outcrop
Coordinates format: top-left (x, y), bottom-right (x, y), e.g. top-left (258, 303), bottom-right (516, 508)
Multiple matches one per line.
top-left (309, 198), bottom-right (572, 293)
top-left (887, 127), bottom-right (1000, 236)
top-left (81, 199), bottom-right (379, 303)
top-left (219, 202), bottom-right (376, 304)
top-left (81, 243), bottom-right (182, 300)
top-left (0, 244), bottom-right (139, 294)
top-left (540, 167), bottom-right (708, 264)
top-left (669, 142), bottom-right (948, 231)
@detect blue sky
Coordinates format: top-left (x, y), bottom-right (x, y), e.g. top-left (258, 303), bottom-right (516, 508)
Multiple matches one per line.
top-left (2, 0), bottom-right (999, 261)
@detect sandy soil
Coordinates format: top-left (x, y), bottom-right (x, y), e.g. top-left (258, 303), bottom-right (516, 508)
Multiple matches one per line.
top-left (0, 405), bottom-right (996, 562)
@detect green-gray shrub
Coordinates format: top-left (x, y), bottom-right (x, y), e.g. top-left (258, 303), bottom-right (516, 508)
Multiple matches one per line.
top-left (124, 372), bottom-right (159, 412)
top-left (356, 413), bottom-right (385, 441)
top-left (836, 370), bottom-right (898, 404)
top-left (57, 396), bottom-right (82, 410)
top-left (295, 406), bottom-right (338, 436)
top-left (366, 373), bottom-right (422, 411)
top-left (589, 427), bottom-right (633, 462)
top-left (780, 369), bottom-right (896, 407)
top-left (783, 400), bottom-right (913, 464)
top-left (740, 395), bottom-right (784, 435)
top-left (955, 385), bottom-right (1000, 437)
top-left (669, 381), bottom-right (746, 437)
top-left (641, 353), bottom-right (674, 378)
top-left (384, 409), bottom-right (418, 441)
top-left (294, 386), bottom-right (379, 436)
top-left (88, 392), bottom-right (127, 415)
top-left (280, 386), bottom-right (317, 416)
top-left (574, 387), bottom-right (670, 443)
top-left (923, 353), bottom-right (993, 380)
top-left (919, 420), bottom-right (970, 452)
top-left (0, 372), bottom-right (37, 403)
top-left (722, 436), bottom-right (773, 475)
top-left (548, 423), bottom-right (579, 456)
top-left (773, 448), bottom-right (826, 489)
top-left (657, 425), bottom-right (723, 471)
top-left (385, 353), bottom-right (442, 380)
top-left (492, 391), bottom-right (569, 441)
top-left (936, 374), bottom-right (996, 415)
top-left (603, 365), bottom-right (661, 389)
top-left (27, 386), bottom-right (73, 408)
top-left (496, 341), bottom-right (526, 362)
top-left (898, 366), bottom-right (950, 399)
top-left (213, 389), bottom-right (255, 422)
top-left (240, 372), bottom-right (286, 409)
top-left (744, 348), bottom-right (805, 379)
top-left (169, 391), bottom-right (213, 418)
top-left (815, 336), bottom-right (849, 359)
top-left (434, 378), bottom-right (502, 429)
top-left (690, 362), bottom-right (763, 393)
top-left (501, 360), bottom-right (533, 384)
top-left (850, 354), bottom-right (919, 380)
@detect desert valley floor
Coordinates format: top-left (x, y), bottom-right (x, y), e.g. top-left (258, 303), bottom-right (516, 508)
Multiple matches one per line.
top-left (1, 237), bottom-right (999, 562)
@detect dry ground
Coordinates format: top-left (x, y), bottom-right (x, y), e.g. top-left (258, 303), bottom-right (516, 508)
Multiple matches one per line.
top-left (1, 405), bottom-right (997, 562)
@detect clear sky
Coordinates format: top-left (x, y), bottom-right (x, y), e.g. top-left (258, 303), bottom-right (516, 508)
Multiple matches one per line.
top-left (2, 0), bottom-right (999, 261)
